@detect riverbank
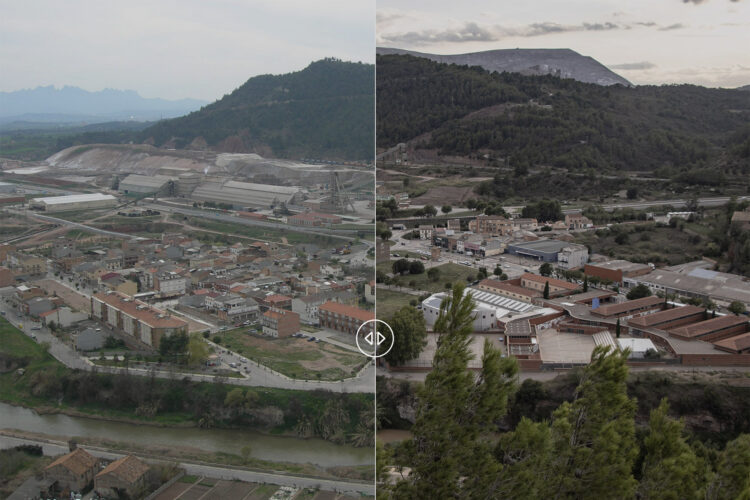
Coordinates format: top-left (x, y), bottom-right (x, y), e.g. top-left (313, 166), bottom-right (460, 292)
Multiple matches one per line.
top-left (0, 428), bottom-right (373, 481)
top-left (0, 317), bottom-right (374, 452)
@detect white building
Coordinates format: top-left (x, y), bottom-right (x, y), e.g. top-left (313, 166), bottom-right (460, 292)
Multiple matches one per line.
top-left (30, 193), bottom-right (117, 212)
top-left (557, 245), bottom-right (589, 270)
top-left (154, 272), bottom-right (187, 298)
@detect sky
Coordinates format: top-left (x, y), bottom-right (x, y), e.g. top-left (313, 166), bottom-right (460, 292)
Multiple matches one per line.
top-left (0, 0), bottom-right (375, 101)
top-left (377, 0), bottom-right (750, 88)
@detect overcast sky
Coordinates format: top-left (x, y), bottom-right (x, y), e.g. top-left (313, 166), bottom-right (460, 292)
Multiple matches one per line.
top-left (378, 0), bottom-right (750, 88)
top-left (1, 0), bottom-right (374, 101)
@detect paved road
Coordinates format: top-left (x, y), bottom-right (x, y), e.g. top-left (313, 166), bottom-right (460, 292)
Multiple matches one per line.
top-left (10, 208), bottom-right (144, 241)
top-left (0, 291), bottom-right (374, 393)
top-left (0, 435), bottom-right (374, 496)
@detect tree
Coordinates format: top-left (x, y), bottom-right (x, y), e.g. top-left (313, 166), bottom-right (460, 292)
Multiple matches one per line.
top-left (423, 205), bottom-right (438, 217)
top-left (583, 274), bottom-right (588, 292)
top-left (616, 317), bottom-right (621, 338)
top-left (390, 283), bottom-right (518, 499)
top-left (427, 267), bottom-right (440, 282)
top-left (187, 334), bottom-right (210, 367)
top-left (627, 284), bottom-right (653, 300)
top-left (381, 229), bottom-right (392, 241)
top-left (626, 187), bottom-right (638, 200)
top-left (638, 398), bottom-right (705, 500)
top-left (409, 260), bottom-right (425, 275)
top-left (159, 331), bottom-right (189, 362)
top-left (728, 301), bottom-right (746, 315)
top-left (539, 263), bottom-right (553, 277)
top-left (441, 205), bottom-right (452, 214)
top-left (392, 259), bottom-right (410, 275)
top-left (478, 267), bottom-right (488, 280)
top-left (494, 265), bottom-right (503, 277)
top-left (543, 281), bottom-right (550, 299)
top-left (707, 434), bottom-right (750, 500)
top-left (544, 346), bottom-right (639, 499)
top-left (385, 306), bottom-right (428, 366)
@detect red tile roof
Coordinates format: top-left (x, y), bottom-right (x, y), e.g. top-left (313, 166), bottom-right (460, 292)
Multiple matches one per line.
top-left (521, 273), bottom-right (580, 291)
top-left (46, 448), bottom-right (97, 475)
top-left (319, 301), bottom-right (374, 322)
top-left (94, 292), bottom-right (187, 329)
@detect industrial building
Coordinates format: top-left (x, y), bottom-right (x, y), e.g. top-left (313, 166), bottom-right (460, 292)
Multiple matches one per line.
top-left (0, 181), bottom-right (17, 194)
top-left (623, 263), bottom-right (750, 311)
top-left (118, 174), bottom-right (174, 195)
top-left (191, 180), bottom-right (302, 209)
top-left (585, 260), bottom-right (652, 285)
top-left (506, 239), bottom-right (588, 268)
top-left (30, 193), bottom-right (117, 212)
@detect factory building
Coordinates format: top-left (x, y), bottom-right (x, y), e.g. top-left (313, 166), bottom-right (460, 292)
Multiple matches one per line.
top-left (506, 239), bottom-right (588, 268)
top-left (191, 180), bottom-right (301, 209)
top-left (0, 181), bottom-right (17, 194)
top-left (585, 260), bottom-right (652, 285)
top-left (623, 263), bottom-right (750, 311)
top-left (30, 193), bottom-right (117, 212)
top-left (118, 174), bottom-right (174, 195)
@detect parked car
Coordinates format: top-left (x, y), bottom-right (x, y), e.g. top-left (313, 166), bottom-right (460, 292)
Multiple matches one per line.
top-left (308, 336), bottom-right (316, 342)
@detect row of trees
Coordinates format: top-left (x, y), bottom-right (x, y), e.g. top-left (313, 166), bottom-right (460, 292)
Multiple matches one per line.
top-left (379, 283), bottom-right (750, 499)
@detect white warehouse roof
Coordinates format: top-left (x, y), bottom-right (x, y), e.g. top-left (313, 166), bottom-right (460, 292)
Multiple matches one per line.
top-left (33, 193), bottom-right (116, 205)
top-left (192, 180), bottom-right (301, 208)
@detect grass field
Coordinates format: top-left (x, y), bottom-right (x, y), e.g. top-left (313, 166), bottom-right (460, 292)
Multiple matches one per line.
top-left (182, 216), bottom-right (343, 248)
top-left (220, 329), bottom-right (367, 380)
top-left (376, 289), bottom-right (417, 320)
top-left (391, 263), bottom-right (476, 293)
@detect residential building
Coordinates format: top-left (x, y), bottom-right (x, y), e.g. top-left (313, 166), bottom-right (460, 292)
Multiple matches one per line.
top-left (261, 309), bottom-right (300, 337)
top-left (469, 215), bottom-right (513, 236)
top-left (292, 289), bottom-right (358, 324)
top-left (365, 280), bottom-right (376, 304)
top-left (318, 301), bottom-right (374, 335)
top-left (520, 273), bottom-right (580, 295)
top-left (205, 293), bottom-right (259, 323)
top-left (92, 291), bottom-right (188, 349)
top-left (6, 251), bottom-right (47, 275)
top-left (154, 272), bottom-right (187, 298)
top-left (44, 448), bottom-right (99, 494)
top-left (556, 245), bottom-right (590, 270)
top-left (95, 455), bottom-right (150, 500)
top-left (565, 213), bottom-right (593, 230)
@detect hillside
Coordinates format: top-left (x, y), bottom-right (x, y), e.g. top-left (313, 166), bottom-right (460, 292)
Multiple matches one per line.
top-left (0, 86), bottom-right (205, 124)
top-left (376, 47), bottom-right (630, 86)
top-left (377, 54), bottom-right (750, 182)
top-left (140, 58), bottom-right (375, 161)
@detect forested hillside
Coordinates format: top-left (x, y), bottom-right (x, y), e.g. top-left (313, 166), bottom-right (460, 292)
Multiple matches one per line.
top-left (377, 55), bottom-right (750, 179)
top-left (142, 58), bottom-right (374, 160)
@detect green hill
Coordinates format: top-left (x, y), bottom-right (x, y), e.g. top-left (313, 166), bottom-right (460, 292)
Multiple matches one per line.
top-left (142, 58), bottom-right (374, 160)
top-left (377, 54), bottom-right (750, 180)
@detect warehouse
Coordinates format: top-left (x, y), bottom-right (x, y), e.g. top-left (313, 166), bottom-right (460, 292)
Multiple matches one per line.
top-left (0, 181), bottom-right (17, 194)
top-left (118, 174), bottom-right (173, 195)
top-left (506, 239), bottom-right (588, 267)
top-left (191, 179), bottom-right (302, 209)
top-left (30, 193), bottom-right (117, 212)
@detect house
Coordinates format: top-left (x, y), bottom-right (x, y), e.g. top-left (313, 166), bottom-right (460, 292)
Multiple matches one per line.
top-left (291, 289), bottom-right (358, 325)
top-left (365, 280), bottom-right (376, 304)
top-left (205, 293), bottom-right (259, 323)
top-left (418, 225), bottom-right (434, 240)
top-left (0, 266), bottom-right (15, 287)
top-left (259, 294), bottom-right (292, 311)
top-left (95, 455), bottom-right (150, 499)
top-left (44, 447), bottom-right (99, 494)
top-left (469, 215), bottom-right (513, 236)
top-left (40, 306), bottom-right (88, 328)
top-left (565, 213), bottom-right (593, 230)
top-left (261, 309), bottom-right (300, 337)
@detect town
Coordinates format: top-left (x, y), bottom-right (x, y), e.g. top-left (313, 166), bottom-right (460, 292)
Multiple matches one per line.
top-left (0, 149), bottom-right (376, 499)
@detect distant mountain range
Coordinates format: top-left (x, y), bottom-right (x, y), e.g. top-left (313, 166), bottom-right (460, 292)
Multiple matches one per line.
top-left (0, 85), bottom-right (207, 124)
top-left (140, 58), bottom-right (374, 160)
top-left (376, 47), bottom-right (631, 87)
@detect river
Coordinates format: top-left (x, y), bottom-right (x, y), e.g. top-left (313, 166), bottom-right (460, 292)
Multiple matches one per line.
top-left (0, 402), bottom-right (373, 466)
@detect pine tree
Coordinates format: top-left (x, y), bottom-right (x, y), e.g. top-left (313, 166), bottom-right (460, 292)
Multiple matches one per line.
top-left (390, 283), bottom-right (518, 499)
top-left (616, 317), bottom-right (621, 338)
top-left (583, 274), bottom-right (588, 292)
top-left (544, 346), bottom-right (638, 499)
top-left (638, 398), bottom-right (705, 500)
top-left (707, 434), bottom-right (750, 500)
top-left (543, 281), bottom-right (550, 299)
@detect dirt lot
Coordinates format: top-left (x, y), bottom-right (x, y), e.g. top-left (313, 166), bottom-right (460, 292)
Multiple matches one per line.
top-left (33, 278), bottom-right (91, 313)
top-left (221, 329), bottom-right (367, 380)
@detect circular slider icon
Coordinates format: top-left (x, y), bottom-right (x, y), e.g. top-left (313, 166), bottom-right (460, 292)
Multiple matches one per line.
top-left (355, 319), bottom-right (394, 359)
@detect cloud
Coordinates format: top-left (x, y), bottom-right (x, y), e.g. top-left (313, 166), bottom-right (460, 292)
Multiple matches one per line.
top-left (610, 61), bottom-right (657, 70)
top-left (379, 20), bottom-right (624, 46)
top-left (659, 23), bottom-right (685, 30)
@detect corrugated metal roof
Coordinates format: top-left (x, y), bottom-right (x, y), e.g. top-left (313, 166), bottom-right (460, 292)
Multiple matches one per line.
top-left (34, 193), bottom-right (116, 205)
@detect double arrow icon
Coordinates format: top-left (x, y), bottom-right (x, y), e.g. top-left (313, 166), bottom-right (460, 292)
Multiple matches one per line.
top-left (364, 331), bottom-right (386, 346)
